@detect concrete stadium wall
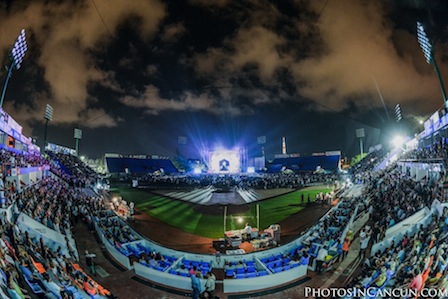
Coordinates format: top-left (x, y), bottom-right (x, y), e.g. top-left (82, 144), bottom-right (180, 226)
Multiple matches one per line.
top-left (134, 262), bottom-right (207, 291)
top-left (223, 265), bottom-right (307, 293)
top-left (16, 212), bottom-right (77, 259)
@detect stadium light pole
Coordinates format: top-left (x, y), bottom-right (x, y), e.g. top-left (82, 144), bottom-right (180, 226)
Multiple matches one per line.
top-left (356, 128), bottom-right (365, 156)
top-left (43, 104), bottom-right (53, 152)
top-left (74, 128), bottom-right (82, 156)
top-left (0, 29), bottom-right (28, 108)
top-left (417, 22), bottom-right (448, 108)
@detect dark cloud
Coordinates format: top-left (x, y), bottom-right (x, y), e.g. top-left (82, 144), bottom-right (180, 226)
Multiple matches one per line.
top-left (0, 0), bottom-right (446, 157)
top-left (0, 0), bottom-right (167, 129)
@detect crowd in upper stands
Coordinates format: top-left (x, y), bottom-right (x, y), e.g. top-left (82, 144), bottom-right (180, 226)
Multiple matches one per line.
top-left (0, 148), bottom-right (47, 168)
top-left (47, 152), bottom-right (98, 188)
top-left (340, 145), bottom-right (448, 298)
top-left (346, 207), bottom-right (448, 297)
top-left (405, 139), bottom-right (448, 161)
top-left (0, 148), bottom-right (114, 298)
top-left (0, 212), bottom-right (113, 299)
top-left (367, 168), bottom-right (438, 238)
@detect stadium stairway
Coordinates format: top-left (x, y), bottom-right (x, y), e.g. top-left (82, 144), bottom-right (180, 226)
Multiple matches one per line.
top-left (73, 220), bottom-right (189, 299)
top-left (320, 209), bottom-right (370, 288)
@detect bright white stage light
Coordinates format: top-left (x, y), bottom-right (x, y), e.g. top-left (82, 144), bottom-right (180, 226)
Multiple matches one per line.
top-left (247, 166), bottom-right (255, 173)
top-left (193, 167), bottom-right (202, 174)
top-left (210, 149), bottom-right (240, 173)
top-left (391, 135), bottom-right (404, 148)
top-left (237, 217), bottom-right (243, 223)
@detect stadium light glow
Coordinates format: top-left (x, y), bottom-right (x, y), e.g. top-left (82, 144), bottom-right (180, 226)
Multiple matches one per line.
top-left (391, 135), bottom-right (404, 148)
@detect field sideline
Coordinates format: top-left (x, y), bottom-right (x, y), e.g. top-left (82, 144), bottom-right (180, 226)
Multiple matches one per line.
top-left (111, 185), bottom-right (332, 239)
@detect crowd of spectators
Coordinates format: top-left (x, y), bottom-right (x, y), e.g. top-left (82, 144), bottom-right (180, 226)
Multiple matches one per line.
top-left (340, 142), bottom-right (448, 297)
top-left (0, 148), bottom-right (48, 169)
top-left (346, 208), bottom-right (448, 297)
top-left (47, 152), bottom-right (98, 188)
top-left (349, 148), bottom-right (387, 184)
top-left (404, 140), bottom-right (448, 161)
top-left (5, 133), bottom-right (448, 297)
top-left (365, 168), bottom-right (439, 242)
top-left (97, 216), bottom-right (141, 249)
top-left (0, 205), bottom-right (113, 298)
top-left (13, 177), bottom-right (105, 241)
top-left (0, 146), bottom-right (118, 298)
top-left (119, 172), bottom-right (340, 191)
top-left (300, 198), bottom-right (360, 249)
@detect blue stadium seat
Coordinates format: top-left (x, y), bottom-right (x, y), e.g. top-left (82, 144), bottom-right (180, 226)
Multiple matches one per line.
top-left (201, 262), bottom-right (210, 268)
top-left (236, 268), bottom-right (245, 274)
top-left (225, 270), bottom-right (235, 278)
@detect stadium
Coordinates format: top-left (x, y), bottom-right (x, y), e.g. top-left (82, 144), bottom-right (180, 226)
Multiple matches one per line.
top-left (1, 1), bottom-right (448, 299)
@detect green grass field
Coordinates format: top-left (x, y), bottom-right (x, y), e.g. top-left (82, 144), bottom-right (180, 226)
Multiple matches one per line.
top-left (110, 186), bottom-right (332, 239)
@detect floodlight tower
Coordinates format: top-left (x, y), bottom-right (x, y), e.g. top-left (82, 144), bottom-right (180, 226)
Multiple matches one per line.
top-left (356, 128), bottom-right (365, 156)
top-left (43, 104), bottom-right (53, 151)
top-left (74, 128), bottom-right (82, 157)
top-left (417, 22), bottom-right (447, 108)
top-left (0, 29), bottom-right (28, 108)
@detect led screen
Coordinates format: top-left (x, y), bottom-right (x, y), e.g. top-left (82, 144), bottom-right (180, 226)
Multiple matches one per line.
top-left (209, 149), bottom-right (240, 173)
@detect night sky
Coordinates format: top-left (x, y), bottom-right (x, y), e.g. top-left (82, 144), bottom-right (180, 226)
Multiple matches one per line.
top-left (0, 0), bottom-right (447, 159)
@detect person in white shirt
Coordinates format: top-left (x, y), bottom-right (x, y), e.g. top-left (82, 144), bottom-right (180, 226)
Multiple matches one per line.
top-left (243, 223), bottom-right (252, 240)
top-left (0, 174), bottom-right (4, 208)
top-left (359, 233), bottom-right (371, 260)
top-left (204, 272), bottom-right (216, 298)
top-left (316, 246), bottom-right (328, 273)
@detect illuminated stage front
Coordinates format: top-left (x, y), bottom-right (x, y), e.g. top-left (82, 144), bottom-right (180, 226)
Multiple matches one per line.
top-left (209, 149), bottom-right (241, 173)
